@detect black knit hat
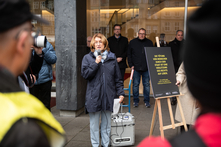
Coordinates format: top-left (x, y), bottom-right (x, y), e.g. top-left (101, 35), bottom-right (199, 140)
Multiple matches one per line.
top-left (0, 0), bottom-right (49, 33)
top-left (184, 0), bottom-right (221, 112)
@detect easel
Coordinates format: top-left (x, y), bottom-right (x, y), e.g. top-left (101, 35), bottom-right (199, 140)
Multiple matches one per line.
top-left (149, 37), bottom-right (188, 139)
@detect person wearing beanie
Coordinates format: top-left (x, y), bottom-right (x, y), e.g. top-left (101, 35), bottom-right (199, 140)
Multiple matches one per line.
top-left (138, 0), bottom-right (221, 146)
top-left (0, 0), bottom-right (65, 146)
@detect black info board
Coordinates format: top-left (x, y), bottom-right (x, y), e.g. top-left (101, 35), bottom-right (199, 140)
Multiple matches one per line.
top-left (144, 47), bottom-right (179, 98)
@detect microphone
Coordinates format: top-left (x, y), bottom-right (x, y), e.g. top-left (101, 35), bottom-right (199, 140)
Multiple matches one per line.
top-left (97, 49), bottom-right (101, 56)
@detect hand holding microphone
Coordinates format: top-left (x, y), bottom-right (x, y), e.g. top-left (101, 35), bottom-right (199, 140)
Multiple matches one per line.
top-left (95, 49), bottom-right (102, 64)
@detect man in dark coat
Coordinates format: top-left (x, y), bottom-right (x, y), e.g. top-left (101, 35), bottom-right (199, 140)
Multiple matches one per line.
top-left (169, 30), bottom-right (184, 105)
top-left (128, 28), bottom-right (153, 108)
top-left (108, 24), bottom-right (128, 81)
top-left (169, 30), bottom-right (184, 73)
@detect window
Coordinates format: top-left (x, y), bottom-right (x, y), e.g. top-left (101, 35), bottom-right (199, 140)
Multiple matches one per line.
top-left (165, 11), bottom-right (170, 16)
top-left (175, 22), bottom-right (179, 30)
top-left (50, 28), bottom-right (55, 34)
top-left (92, 27), bottom-right (95, 35)
top-left (153, 13), bottom-right (157, 19)
top-left (165, 22), bottom-right (170, 31)
top-left (135, 25), bottom-right (138, 32)
top-left (48, 1), bottom-right (54, 10)
top-left (40, 1), bottom-right (45, 9)
top-left (153, 26), bottom-right (158, 33)
top-left (33, 2), bottom-right (39, 9)
top-left (146, 26), bottom-right (151, 34)
top-left (136, 0), bottom-right (141, 3)
top-left (147, 11), bottom-right (151, 19)
top-left (43, 27), bottom-right (49, 34)
top-left (144, 0), bottom-right (148, 3)
top-left (175, 12), bottom-right (179, 17)
top-left (92, 0), bottom-right (99, 5)
top-left (175, 2), bottom-right (180, 7)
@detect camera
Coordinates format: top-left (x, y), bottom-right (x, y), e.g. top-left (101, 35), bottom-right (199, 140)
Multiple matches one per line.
top-left (32, 32), bottom-right (46, 48)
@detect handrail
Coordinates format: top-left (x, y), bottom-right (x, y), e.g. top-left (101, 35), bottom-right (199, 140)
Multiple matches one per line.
top-left (108, 11), bottom-right (117, 26)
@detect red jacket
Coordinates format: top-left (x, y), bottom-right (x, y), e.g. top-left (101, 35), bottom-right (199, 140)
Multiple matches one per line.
top-left (138, 113), bottom-right (221, 147)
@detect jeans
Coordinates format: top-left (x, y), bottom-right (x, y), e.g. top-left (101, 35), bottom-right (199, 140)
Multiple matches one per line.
top-left (133, 70), bottom-right (150, 104)
top-left (89, 111), bottom-right (111, 147)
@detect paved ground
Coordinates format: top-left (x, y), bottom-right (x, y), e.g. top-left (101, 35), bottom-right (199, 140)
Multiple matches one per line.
top-left (51, 97), bottom-right (181, 147)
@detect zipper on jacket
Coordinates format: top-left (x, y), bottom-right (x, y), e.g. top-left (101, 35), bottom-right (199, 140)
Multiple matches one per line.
top-left (102, 63), bottom-right (107, 110)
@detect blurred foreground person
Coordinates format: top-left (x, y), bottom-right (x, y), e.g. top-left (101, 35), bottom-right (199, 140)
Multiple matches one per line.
top-left (0, 0), bottom-right (65, 146)
top-left (81, 33), bottom-right (125, 147)
top-left (138, 0), bottom-right (221, 146)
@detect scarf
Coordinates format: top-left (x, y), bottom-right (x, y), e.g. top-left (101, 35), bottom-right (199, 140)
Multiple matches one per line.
top-left (94, 50), bottom-right (108, 63)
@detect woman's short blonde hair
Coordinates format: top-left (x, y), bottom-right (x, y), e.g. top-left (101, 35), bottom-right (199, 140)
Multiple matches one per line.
top-left (90, 33), bottom-right (109, 52)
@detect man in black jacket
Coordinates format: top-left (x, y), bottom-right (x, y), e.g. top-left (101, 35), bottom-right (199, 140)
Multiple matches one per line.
top-left (128, 28), bottom-right (153, 108)
top-left (108, 24), bottom-right (128, 80)
top-left (169, 30), bottom-right (184, 73)
top-left (169, 30), bottom-right (184, 105)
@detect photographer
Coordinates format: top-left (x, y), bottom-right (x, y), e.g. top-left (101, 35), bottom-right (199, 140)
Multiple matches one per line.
top-left (30, 35), bottom-right (57, 111)
top-left (18, 46), bottom-right (44, 92)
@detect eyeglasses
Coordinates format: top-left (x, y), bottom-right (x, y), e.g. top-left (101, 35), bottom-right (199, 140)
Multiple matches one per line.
top-left (114, 29), bottom-right (121, 30)
top-left (95, 41), bottom-right (103, 44)
top-left (138, 33), bottom-right (146, 35)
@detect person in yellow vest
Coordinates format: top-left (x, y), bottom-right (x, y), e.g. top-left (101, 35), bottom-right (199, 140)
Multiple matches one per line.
top-left (0, 0), bottom-right (65, 146)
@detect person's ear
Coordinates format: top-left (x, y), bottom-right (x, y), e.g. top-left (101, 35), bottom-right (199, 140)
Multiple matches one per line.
top-left (16, 31), bottom-right (29, 54)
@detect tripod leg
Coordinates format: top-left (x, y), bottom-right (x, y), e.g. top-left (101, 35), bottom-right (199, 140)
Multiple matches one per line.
top-left (157, 99), bottom-right (164, 139)
top-left (149, 100), bottom-right (157, 136)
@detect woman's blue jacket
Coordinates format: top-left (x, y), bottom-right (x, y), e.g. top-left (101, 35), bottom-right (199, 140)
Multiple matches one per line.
top-left (81, 51), bottom-right (125, 113)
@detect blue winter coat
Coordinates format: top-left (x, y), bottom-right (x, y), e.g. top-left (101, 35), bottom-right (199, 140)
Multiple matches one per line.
top-left (81, 51), bottom-right (125, 113)
top-left (34, 41), bottom-right (57, 85)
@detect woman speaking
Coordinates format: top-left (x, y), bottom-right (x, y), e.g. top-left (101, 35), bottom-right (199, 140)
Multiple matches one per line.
top-left (81, 33), bottom-right (125, 147)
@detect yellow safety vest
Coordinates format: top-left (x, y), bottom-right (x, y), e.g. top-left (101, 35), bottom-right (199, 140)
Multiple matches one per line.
top-left (0, 92), bottom-right (66, 147)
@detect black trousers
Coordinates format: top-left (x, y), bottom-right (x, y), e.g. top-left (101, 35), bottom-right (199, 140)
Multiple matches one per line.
top-left (120, 68), bottom-right (126, 81)
top-left (30, 80), bottom-right (52, 111)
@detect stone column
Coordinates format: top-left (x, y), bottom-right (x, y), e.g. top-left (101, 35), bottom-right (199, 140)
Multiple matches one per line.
top-left (54, 0), bottom-right (87, 117)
